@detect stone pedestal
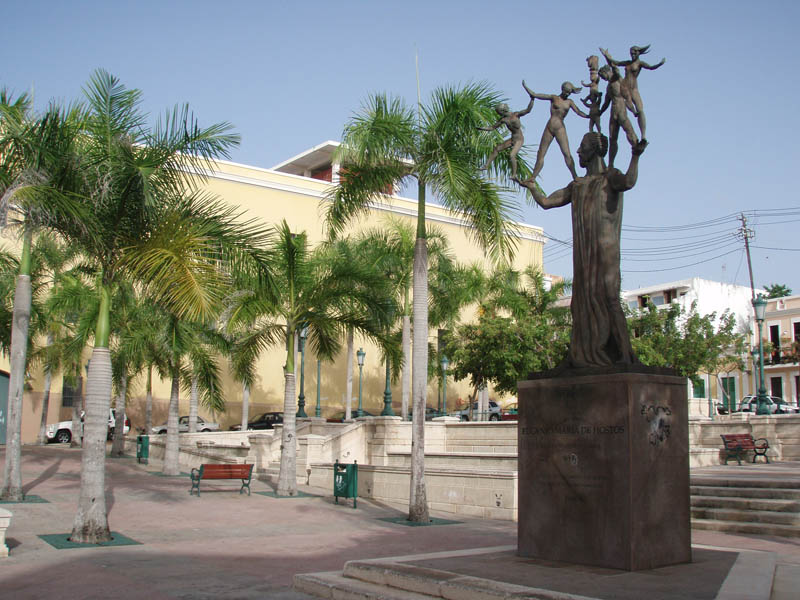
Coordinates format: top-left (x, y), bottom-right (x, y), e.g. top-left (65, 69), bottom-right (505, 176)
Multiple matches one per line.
top-left (517, 372), bottom-right (690, 571)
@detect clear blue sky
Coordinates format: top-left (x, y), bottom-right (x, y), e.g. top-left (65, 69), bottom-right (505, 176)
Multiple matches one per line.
top-left (4, 0), bottom-right (799, 294)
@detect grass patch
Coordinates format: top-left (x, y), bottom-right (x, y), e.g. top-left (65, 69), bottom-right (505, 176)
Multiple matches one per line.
top-left (39, 532), bottom-right (141, 549)
top-left (377, 516), bottom-right (462, 527)
top-left (0, 494), bottom-right (49, 504)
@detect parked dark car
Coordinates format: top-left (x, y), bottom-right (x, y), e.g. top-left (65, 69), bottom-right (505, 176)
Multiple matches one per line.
top-left (229, 412), bottom-right (284, 431)
top-left (326, 410), bottom-right (375, 423)
top-left (409, 406), bottom-right (440, 421)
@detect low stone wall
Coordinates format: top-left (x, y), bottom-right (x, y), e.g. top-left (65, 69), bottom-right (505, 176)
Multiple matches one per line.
top-left (123, 414), bottom-right (800, 523)
top-left (309, 463), bottom-right (517, 521)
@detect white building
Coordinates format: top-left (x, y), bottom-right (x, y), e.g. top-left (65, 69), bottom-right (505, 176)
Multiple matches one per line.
top-left (622, 278), bottom-right (763, 417)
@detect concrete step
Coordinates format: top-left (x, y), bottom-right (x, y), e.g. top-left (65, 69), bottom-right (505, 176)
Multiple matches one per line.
top-left (691, 495), bottom-right (800, 512)
top-left (691, 485), bottom-right (800, 500)
top-left (691, 506), bottom-right (800, 526)
top-left (690, 477), bottom-right (800, 490)
top-left (296, 562), bottom-right (597, 600)
top-left (691, 517), bottom-right (800, 538)
top-left (294, 571), bottom-right (440, 599)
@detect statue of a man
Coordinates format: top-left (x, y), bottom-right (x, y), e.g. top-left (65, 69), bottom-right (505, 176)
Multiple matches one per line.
top-left (518, 132), bottom-right (647, 368)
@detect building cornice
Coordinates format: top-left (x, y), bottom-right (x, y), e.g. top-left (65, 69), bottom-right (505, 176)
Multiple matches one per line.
top-left (193, 165), bottom-right (547, 244)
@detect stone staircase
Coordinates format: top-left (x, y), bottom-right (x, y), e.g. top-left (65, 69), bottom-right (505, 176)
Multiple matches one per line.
top-left (691, 476), bottom-right (800, 538)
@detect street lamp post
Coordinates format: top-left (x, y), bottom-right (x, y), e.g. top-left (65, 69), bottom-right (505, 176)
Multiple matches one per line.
top-left (441, 356), bottom-right (449, 416)
top-left (296, 326), bottom-right (308, 418)
top-left (381, 357), bottom-right (394, 416)
top-left (356, 347), bottom-right (365, 418)
top-left (315, 358), bottom-right (322, 418)
top-left (752, 294), bottom-right (770, 415)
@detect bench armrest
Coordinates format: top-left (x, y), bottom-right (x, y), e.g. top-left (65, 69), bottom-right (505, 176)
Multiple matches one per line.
top-left (753, 437), bottom-right (769, 447)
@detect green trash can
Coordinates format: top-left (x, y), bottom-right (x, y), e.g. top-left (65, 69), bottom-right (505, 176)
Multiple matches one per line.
top-left (333, 459), bottom-right (357, 508)
top-left (136, 434), bottom-right (149, 464)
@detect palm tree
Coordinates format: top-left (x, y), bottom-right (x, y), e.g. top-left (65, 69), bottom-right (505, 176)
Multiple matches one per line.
top-left (0, 92), bottom-right (87, 500)
top-left (27, 236), bottom-right (83, 444)
top-left (355, 220), bottom-right (456, 419)
top-left (225, 220), bottom-right (393, 496)
top-left (30, 71), bottom-right (269, 542)
top-left (326, 84), bottom-right (524, 521)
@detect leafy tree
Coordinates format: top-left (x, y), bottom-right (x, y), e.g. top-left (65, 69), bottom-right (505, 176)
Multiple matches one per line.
top-left (327, 84), bottom-right (525, 521)
top-left (627, 302), bottom-right (746, 384)
top-left (450, 266), bottom-right (571, 399)
top-left (764, 283), bottom-right (792, 299)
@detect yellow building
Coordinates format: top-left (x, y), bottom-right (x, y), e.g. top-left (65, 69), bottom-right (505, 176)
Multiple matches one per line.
top-left (759, 294), bottom-right (800, 407)
top-left (8, 141), bottom-right (547, 442)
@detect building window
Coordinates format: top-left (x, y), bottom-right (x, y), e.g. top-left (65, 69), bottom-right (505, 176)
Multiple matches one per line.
top-left (771, 376), bottom-right (784, 401)
top-left (649, 293), bottom-right (665, 306)
top-left (692, 379), bottom-right (706, 398)
top-left (769, 325), bottom-right (780, 363)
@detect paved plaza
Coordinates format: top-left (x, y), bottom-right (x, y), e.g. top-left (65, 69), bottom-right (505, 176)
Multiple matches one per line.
top-left (0, 445), bottom-right (799, 599)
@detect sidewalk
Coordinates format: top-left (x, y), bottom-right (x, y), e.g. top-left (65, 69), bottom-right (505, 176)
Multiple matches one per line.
top-left (0, 445), bottom-right (798, 599)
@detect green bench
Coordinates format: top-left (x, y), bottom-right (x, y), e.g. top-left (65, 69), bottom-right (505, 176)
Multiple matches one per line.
top-left (190, 463), bottom-right (253, 496)
top-left (720, 433), bottom-right (770, 465)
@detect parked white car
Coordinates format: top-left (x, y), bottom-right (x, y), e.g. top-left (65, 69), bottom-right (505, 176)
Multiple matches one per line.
top-left (46, 409), bottom-right (129, 444)
top-left (151, 415), bottom-right (220, 434)
top-left (735, 395), bottom-right (800, 414)
top-left (452, 401), bottom-right (501, 421)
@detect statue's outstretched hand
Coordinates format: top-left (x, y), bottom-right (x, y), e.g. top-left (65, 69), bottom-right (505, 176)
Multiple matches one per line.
top-left (632, 139), bottom-right (648, 156)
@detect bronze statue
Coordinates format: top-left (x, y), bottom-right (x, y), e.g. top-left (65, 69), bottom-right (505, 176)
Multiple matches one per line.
top-left (521, 80), bottom-right (589, 182)
top-left (600, 45), bottom-right (665, 141)
top-left (479, 95), bottom-right (534, 180)
top-left (518, 132), bottom-right (647, 368)
top-left (598, 63), bottom-right (639, 169)
top-left (581, 55), bottom-right (603, 133)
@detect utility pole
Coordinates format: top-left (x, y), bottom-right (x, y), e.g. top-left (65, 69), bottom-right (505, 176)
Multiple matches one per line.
top-left (738, 213), bottom-right (769, 415)
top-left (738, 213), bottom-right (756, 301)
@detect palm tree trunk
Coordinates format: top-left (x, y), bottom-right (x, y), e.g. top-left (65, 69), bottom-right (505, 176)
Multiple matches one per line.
top-left (188, 375), bottom-right (198, 433)
top-left (0, 270), bottom-right (32, 501)
top-left (277, 329), bottom-right (297, 496)
top-left (110, 374), bottom-right (128, 457)
top-left (70, 346), bottom-right (112, 543)
top-left (37, 370), bottom-right (53, 445)
top-left (70, 372), bottom-right (83, 447)
top-left (402, 312), bottom-right (411, 421)
top-left (240, 382), bottom-right (250, 431)
top-left (409, 235), bottom-right (430, 522)
top-left (163, 372), bottom-right (181, 476)
top-left (145, 365), bottom-right (153, 434)
top-left (345, 326), bottom-right (354, 420)
top-left (71, 281), bottom-right (114, 543)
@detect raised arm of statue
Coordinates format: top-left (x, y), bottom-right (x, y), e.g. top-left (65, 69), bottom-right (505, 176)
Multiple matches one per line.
top-left (518, 96), bottom-right (535, 117)
top-left (518, 178), bottom-right (573, 209)
top-left (522, 80), bottom-right (553, 102)
top-left (609, 140), bottom-right (647, 192)
top-left (600, 47), bottom-right (631, 67)
top-left (569, 100), bottom-right (590, 119)
top-left (641, 58), bottom-right (666, 70)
